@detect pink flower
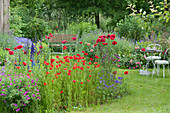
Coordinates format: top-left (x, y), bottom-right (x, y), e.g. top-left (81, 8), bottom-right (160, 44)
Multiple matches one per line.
top-left (135, 46), bottom-right (140, 49)
top-left (87, 43), bottom-right (90, 46)
top-left (117, 65), bottom-right (120, 67)
top-left (90, 49), bottom-right (93, 52)
top-left (73, 80), bottom-right (76, 83)
top-left (130, 59), bottom-right (132, 63)
top-left (118, 60), bottom-right (120, 62)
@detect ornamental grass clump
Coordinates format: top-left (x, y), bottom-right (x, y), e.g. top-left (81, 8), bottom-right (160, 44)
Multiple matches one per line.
top-left (0, 72), bottom-right (40, 112)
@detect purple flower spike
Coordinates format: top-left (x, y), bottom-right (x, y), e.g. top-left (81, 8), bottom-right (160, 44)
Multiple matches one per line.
top-left (33, 94), bottom-right (35, 97)
top-left (16, 108), bottom-right (20, 112)
top-left (15, 104), bottom-right (17, 106)
top-left (31, 80), bottom-right (34, 83)
top-left (0, 78), bottom-right (2, 81)
top-left (4, 100), bottom-right (6, 103)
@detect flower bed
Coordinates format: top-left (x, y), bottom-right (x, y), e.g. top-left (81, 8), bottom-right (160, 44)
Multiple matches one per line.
top-left (0, 33), bottom-right (127, 112)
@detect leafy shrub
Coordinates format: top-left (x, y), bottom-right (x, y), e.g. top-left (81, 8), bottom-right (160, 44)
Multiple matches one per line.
top-left (68, 22), bottom-right (97, 38)
top-left (21, 17), bottom-right (49, 41)
top-left (10, 7), bottom-right (49, 40)
top-left (116, 16), bottom-right (146, 41)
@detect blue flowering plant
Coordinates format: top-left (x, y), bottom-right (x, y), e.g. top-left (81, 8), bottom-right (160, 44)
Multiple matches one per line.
top-left (0, 70), bottom-right (40, 112)
top-left (96, 70), bottom-right (127, 103)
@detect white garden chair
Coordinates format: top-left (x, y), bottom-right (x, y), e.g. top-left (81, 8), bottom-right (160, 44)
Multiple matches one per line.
top-left (155, 48), bottom-right (170, 78)
top-left (144, 44), bottom-right (162, 76)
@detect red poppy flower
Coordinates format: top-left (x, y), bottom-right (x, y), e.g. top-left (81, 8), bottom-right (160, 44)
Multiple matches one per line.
top-left (49, 33), bottom-right (53, 37)
top-left (101, 38), bottom-right (105, 42)
top-left (110, 36), bottom-right (115, 40)
top-left (49, 67), bottom-right (53, 70)
top-left (51, 64), bottom-right (54, 67)
top-left (82, 51), bottom-right (85, 53)
top-left (56, 56), bottom-right (59, 58)
top-left (124, 71), bottom-right (128, 74)
top-left (52, 80), bottom-right (54, 82)
top-left (45, 72), bottom-right (49, 76)
top-left (98, 35), bottom-right (106, 38)
top-left (46, 62), bottom-right (50, 65)
top-left (16, 66), bottom-right (20, 69)
top-left (68, 73), bottom-right (71, 76)
top-left (89, 75), bottom-right (92, 77)
top-left (90, 58), bottom-right (93, 61)
top-left (95, 55), bottom-right (99, 59)
top-left (72, 37), bottom-right (77, 40)
top-left (22, 62), bottom-right (27, 66)
top-left (28, 70), bottom-right (32, 72)
top-left (60, 91), bottom-right (63, 93)
top-left (91, 92), bottom-right (92, 94)
top-left (9, 50), bottom-right (14, 55)
top-left (102, 43), bottom-right (108, 45)
top-left (50, 59), bottom-right (55, 64)
top-left (79, 42), bottom-right (83, 44)
top-left (88, 62), bottom-right (92, 65)
top-left (17, 45), bottom-right (23, 49)
top-left (87, 66), bottom-right (90, 69)
top-left (37, 51), bottom-right (40, 55)
top-left (84, 53), bottom-right (88, 55)
top-left (62, 40), bottom-right (67, 44)
top-left (63, 46), bottom-right (67, 50)
top-left (45, 36), bottom-right (50, 39)
top-left (141, 48), bottom-right (145, 51)
top-left (80, 82), bottom-right (83, 84)
top-left (14, 47), bottom-right (17, 50)
top-left (24, 51), bottom-right (27, 54)
top-left (113, 71), bottom-right (117, 74)
top-left (5, 48), bottom-right (11, 51)
top-left (30, 59), bottom-right (33, 62)
top-left (94, 62), bottom-right (98, 64)
top-left (87, 79), bottom-right (90, 82)
top-left (44, 82), bottom-right (47, 86)
top-left (73, 80), bottom-right (76, 83)
top-left (112, 41), bottom-right (117, 45)
top-left (96, 39), bottom-right (101, 43)
top-left (39, 46), bottom-right (43, 49)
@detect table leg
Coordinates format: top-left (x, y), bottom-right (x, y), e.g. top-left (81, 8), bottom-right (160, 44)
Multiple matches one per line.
top-left (163, 65), bottom-right (165, 78)
top-left (157, 64), bottom-right (160, 76)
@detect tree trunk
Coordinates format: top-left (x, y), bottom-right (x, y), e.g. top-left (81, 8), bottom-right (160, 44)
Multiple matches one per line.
top-left (58, 10), bottom-right (61, 31)
top-left (95, 13), bottom-right (100, 29)
top-left (0, 0), bottom-right (10, 34)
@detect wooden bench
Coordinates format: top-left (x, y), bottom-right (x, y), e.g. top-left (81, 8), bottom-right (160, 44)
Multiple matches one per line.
top-left (49, 34), bottom-right (77, 54)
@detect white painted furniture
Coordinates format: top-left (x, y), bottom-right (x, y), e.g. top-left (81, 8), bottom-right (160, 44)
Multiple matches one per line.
top-left (155, 48), bottom-right (170, 78)
top-left (141, 44), bottom-right (162, 76)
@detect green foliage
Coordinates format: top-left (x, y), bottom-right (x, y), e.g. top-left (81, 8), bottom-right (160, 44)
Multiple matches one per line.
top-left (68, 22), bottom-right (97, 38)
top-left (127, 0), bottom-right (170, 39)
top-left (21, 17), bottom-right (49, 41)
top-left (116, 16), bottom-right (146, 40)
top-left (0, 68), bottom-right (40, 112)
top-left (9, 6), bottom-right (49, 40)
top-left (0, 48), bottom-right (6, 66)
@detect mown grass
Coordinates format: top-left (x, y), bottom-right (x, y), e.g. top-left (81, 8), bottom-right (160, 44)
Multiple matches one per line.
top-left (71, 68), bottom-right (170, 113)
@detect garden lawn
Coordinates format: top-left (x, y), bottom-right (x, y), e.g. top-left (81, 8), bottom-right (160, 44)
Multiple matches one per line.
top-left (72, 68), bottom-right (170, 113)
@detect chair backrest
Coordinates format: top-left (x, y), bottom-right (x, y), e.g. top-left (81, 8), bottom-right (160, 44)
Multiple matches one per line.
top-left (164, 48), bottom-right (170, 62)
top-left (49, 34), bottom-right (77, 43)
top-left (145, 44), bottom-right (162, 56)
